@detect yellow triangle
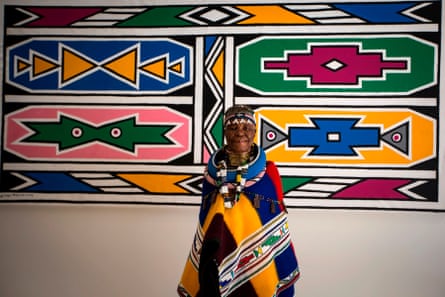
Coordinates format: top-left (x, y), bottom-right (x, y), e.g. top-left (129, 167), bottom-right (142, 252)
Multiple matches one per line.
top-left (236, 5), bottom-right (314, 24)
top-left (103, 48), bottom-right (137, 83)
top-left (211, 50), bottom-right (224, 87)
top-left (33, 54), bottom-right (58, 76)
top-left (169, 61), bottom-right (182, 74)
top-left (117, 173), bottom-right (191, 194)
top-left (17, 59), bottom-right (30, 72)
top-left (62, 48), bottom-right (96, 83)
top-left (140, 57), bottom-right (166, 80)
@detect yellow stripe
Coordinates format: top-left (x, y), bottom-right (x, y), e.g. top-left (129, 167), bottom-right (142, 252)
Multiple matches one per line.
top-left (179, 259), bottom-right (199, 296)
top-left (224, 193), bottom-right (262, 242)
top-left (250, 262), bottom-right (279, 296)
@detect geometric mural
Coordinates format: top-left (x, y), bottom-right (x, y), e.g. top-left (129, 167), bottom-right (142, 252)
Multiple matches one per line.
top-left (1, 1), bottom-right (443, 211)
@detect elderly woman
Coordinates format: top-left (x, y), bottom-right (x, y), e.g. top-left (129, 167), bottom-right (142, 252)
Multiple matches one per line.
top-left (178, 105), bottom-right (300, 297)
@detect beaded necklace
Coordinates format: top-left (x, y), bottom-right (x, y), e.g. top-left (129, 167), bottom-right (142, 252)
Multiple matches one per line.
top-left (216, 159), bottom-right (249, 209)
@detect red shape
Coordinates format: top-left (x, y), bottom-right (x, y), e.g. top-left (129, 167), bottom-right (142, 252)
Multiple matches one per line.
top-left (264, 45), bottom-right (407, 85)
top-left (333, 179), bottom-right (411, 199)
top-left (26, 8), bottom-right (103, 26)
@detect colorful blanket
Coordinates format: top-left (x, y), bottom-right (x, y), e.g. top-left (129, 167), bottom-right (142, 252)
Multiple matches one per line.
top-left (178, 149), bottom-right (300, 297)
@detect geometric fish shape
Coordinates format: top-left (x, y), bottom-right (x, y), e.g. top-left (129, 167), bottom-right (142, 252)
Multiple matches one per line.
top-left (255, 108), bottom-right (435, 167)
top-left (21, 115), bottom-right (174, 152)
top-left (5, 106), bottom-right (191, 162)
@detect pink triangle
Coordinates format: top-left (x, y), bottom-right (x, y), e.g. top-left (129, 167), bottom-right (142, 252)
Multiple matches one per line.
top-left (333, 179), bottom-right (411, 199)
top-left (202, 145), bottom-right (211, 163)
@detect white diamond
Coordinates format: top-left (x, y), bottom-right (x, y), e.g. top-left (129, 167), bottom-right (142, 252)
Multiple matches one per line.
top-left (324, 59), bottom-right (344, 71)
top-left (200, 9), bottom-right (229, 22)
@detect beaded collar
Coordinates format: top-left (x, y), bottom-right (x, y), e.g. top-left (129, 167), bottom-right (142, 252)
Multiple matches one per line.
top-left (205, 144), bottom-right (266, 208)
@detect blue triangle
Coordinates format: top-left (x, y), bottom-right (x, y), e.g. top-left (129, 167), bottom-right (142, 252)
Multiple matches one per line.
top-left (333, 3), bottom-right (419, 23)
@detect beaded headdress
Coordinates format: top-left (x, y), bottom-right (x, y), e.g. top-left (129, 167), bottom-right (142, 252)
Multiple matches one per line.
top-left (224, 105), bottom-right (256, 127)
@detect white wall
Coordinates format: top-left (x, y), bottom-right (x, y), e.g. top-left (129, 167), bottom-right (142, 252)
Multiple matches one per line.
top-left (1, 203), bottom-right (444, 297)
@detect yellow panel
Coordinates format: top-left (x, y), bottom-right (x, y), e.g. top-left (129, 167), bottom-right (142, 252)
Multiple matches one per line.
top-left (255, 108), bottom-right (435, 166)
top-left (212, 50), bottom-right (225, 87)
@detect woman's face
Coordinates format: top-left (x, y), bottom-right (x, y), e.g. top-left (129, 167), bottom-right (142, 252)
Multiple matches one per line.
top-left (224, 123), bottom-right (256, 154)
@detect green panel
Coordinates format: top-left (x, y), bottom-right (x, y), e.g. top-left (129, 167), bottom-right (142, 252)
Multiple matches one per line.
top-left (237, 36), bottom-right (436, 95)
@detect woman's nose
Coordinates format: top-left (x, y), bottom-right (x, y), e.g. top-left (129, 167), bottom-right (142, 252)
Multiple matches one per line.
top-left (235, 127), bottom-right (245, 135)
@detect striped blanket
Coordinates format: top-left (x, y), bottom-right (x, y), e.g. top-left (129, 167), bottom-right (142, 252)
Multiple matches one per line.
top-left (178, 157), bottom-right (300, 297)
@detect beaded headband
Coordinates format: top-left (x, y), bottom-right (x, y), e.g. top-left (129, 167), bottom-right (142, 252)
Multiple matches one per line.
top-left (224, 112), bottom-right (256, 127)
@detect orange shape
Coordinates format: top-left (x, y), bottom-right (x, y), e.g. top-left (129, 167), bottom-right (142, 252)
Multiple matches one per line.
top-left (118, 173), bottom-right (191, 193)
top-left (33, 54), bottom-right (58, 76)
top-left (102, 48), bottom-right (137, 83)
top-left (62, 47), bottom-right (96, 83)
top-left (212, 50), bottom-right (224, 87)
top-left (236, 5), bottom-right (314, 24)
top-left (140, 57), bottom-right (167, 80)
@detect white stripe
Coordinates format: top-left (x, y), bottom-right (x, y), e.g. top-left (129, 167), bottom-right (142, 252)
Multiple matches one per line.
top-left (194, 37), bottom-right (204, 163)
top-left (314, 178), bottom-right (360, 184)
top-left (298, 10), bottom-right (351, 18)
top-left (285, 5), bottom-right (332, 10)
top-left (82, 179), bottom-right (130, 187)
top-left (277, 167), bottom-right (436, 179)
top-left (85, 13), bottom-right (135, 20)
top-left (236, 97), bottom-right (437, 107)
top-left (71, 21), bottom-right (119, 26)
top-left (0, 192), bottom-right (202, 204)
top-left (104, 8), bottom-right (147, 13)
top-left (299, 183), bottom-right (347, 192)
top-left (5, 95), bottom-right (194, 104)
top-left (225, 36), bottom-right (235, 108)
top-left (286, 190), bottom-right (331, 198)
top-left (317, 18), bottom-right (365, 24)
top-left (7, 24), bottom-right (438, 36)
top-left (101, 187), bottom-right (144, 193)
top-left (71, 173), bottom-right (114, 178)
